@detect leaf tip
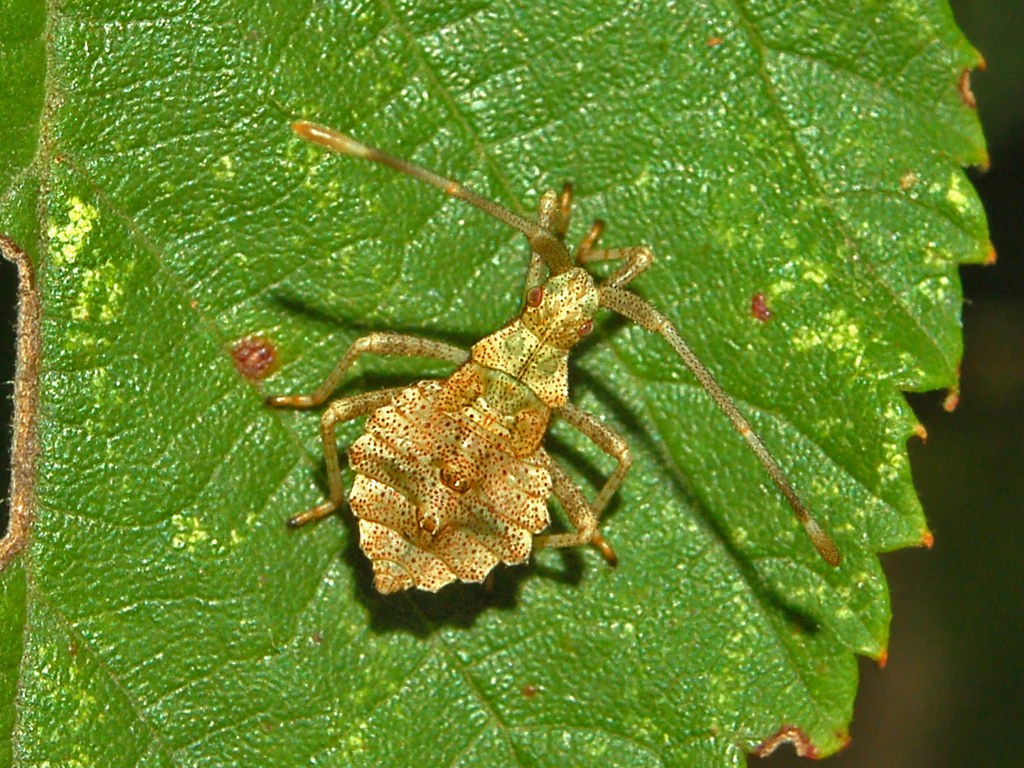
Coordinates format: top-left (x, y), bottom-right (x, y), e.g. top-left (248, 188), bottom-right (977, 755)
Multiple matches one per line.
top-left (957, 69), bottom-right (978, 110)
top-left (920, 529), bottom-right (935, 549)
top-left (942, 378), bottom-right (961, 413)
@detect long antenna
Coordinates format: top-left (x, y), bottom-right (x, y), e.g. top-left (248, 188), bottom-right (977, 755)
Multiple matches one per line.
top-left (292, 121), bottom-right (572, 272)
top-left (600, 286), bottom-right (841, 566)
top-left (661, 323), bottom-right (842, 566)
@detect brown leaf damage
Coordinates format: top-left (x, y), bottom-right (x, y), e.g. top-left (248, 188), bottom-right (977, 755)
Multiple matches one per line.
top-left (0, 236), bottom-right (41, 568)
top-left (231, 334), bottom-right (279, 380)
top-left (957, 69), bottom-right (977, 109)
top-left (753, 724), bottom-right (824, 759)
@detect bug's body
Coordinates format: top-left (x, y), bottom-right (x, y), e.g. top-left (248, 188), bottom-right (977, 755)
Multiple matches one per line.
top-left (348, 269), bottom-right (599, 592)
top-left (268, 122), bottom-right (840, 594)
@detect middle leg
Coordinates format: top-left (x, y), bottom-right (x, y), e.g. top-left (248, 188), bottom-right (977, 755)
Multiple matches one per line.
top-left (535, 455), bottom-right (618, 566)
top-left (288, 387), bottom-right (402, 527)
top-left (557, 402), bottom-right (633, 517)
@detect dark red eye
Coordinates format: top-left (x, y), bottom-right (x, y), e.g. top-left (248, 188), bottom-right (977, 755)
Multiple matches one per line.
top-left (526, 286), bottom-right (544, 307)
top-left (577, 320), bottom-right (594, 337)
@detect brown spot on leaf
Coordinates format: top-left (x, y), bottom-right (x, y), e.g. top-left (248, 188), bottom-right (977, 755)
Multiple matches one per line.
top-left (877, 647), bottom-right (889, 669)
top-left (232, 335), bottom-right (279, 380)
top-left (958, 69), bottom-right (977, 109)
top-left (753, 725), bottom-right (821, 759)
top-left (899, 171), bottom-right (918, 191)
top-left (985, 246), bottom-right (997, 266)
top-left (0, 236), bottom-right (41, 569)
top-left (706, 36), bottom-right (723, 47)
top-left (912, 423), bottom-right (928, 443)
top-left (921, 530), bottom-right (935, 549)
top-left (750, 292), bottom-right (772, 322)
top-left (521, 684), bottom-right (538, 699)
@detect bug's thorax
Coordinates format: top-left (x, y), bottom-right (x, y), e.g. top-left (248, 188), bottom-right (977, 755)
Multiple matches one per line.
top-left (470, 268), bottom-right (599, 408)
top-left (437, 363), bottom-right (551, 457)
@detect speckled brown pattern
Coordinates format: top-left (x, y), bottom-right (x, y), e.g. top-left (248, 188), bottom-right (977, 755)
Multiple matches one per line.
top-left (350, 376), bottom-right (552, 593)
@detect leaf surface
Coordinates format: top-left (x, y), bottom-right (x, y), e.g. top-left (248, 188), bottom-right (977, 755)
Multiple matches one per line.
top-left (0, 1), bottom-right (988, 765)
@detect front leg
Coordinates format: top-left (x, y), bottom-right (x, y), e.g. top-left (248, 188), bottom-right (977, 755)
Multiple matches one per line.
top-left (266, 331), bottom-right (468, 409)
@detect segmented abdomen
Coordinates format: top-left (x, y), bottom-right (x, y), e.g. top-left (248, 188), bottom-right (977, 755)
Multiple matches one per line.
top-left (348, 380), bottom-right (551, 593)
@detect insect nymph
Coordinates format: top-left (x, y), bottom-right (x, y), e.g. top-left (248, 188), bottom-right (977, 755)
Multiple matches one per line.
top-left (268, 121), bottom-right (840, 594)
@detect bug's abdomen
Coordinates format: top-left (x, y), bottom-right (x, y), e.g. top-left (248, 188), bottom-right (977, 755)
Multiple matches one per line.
top-left (348, 380), bottom-right (551, 593)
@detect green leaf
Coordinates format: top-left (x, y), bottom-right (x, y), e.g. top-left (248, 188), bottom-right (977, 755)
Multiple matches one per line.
top-left (1, 1), bottom-right (988, 765)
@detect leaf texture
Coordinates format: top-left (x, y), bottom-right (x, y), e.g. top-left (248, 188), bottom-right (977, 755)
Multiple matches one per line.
top-left (0, 1), bottom-right (988, 765)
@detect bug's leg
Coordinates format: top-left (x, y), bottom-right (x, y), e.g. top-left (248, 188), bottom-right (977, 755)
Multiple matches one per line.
top-left (598, 283), bottom-right (842, 566)
top-left (557, 402), bottom-right (632, 517)
top-left (580, 245), bottom-right (654, 289)
top-left (266, 331), bottom-right (468, 409)
top-left (525, 185), bottom-right (574, 294)
top-left (535, 457), bottom-right (619, 567)
top-left (536, 182), bottom-right (573, 238)
top-left (574, 219), bottom-right (605, 262)
top-left (288, 388), bottom-right (402, 527)
top-left (554, 183), bottom-right (574, 238)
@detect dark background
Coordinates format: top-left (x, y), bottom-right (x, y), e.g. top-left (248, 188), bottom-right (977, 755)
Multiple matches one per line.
top-left (1, 2), bottom-right (1019, 765)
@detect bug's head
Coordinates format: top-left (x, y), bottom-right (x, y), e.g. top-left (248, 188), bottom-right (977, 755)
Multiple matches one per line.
top-left (521, 268), bottom-right (599, 349)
